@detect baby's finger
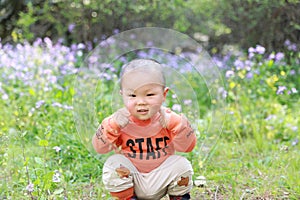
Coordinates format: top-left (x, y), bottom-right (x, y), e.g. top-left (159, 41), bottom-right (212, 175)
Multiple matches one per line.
top-left (159, 107), bottom-right (167, 128)
top-left (120, 107), bottom-right (131, 117)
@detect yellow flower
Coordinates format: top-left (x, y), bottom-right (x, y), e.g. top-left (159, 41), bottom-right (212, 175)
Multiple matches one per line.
top-left (266, 75), bottom-right (279, 87)
top-left (267, 131), bottom-right (275, 140)
top-left (238, 70), bottom-right (246, 79)
top-left (229, 81), bottom-right (236, 89)
top-left (199, 160), bottom-right (203, 169)
top-left (280, 71), bottom-right (286, 76)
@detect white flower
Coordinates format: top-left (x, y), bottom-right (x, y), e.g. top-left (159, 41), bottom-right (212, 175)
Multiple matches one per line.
top-left (183, 99), bottom-right (192, 105)
top-left (291, 88), bottom-right (298, 94)
top-left (225, 70), bottom-right (234, 78)
top-left (2, 93), bottom-right (9, 100)
top-left (26, 183), bottom-right (34, 192)
top-left (53, 146), bottom-right (61, 152)
top-left (172, 104), bottom-right (182, 112)
top-left (53, 170), bottom-right (61, 183)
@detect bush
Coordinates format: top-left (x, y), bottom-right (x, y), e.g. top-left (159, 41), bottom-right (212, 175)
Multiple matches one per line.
top-left (1, 0), bottom-right (299, 52)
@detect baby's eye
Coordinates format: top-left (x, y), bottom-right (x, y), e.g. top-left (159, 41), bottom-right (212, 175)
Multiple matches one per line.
top-left (128, 94), bottom-right (136, 97)
top-left (147, 93), bottom-right (155, 96)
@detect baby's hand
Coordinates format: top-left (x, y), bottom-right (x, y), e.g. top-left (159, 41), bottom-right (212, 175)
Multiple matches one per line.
top-left (112, 108), bottom-right (130, 128)
top-left (159, 107), bottom-right (170, 128)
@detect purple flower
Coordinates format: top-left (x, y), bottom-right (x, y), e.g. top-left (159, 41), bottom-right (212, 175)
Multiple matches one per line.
top-left (2, 93), bottom-right (8, 100)
top-left (172, 104), bottom-right (182, 112)
top-left (246, 72), bottom-right (253, 79)
top-left (234, 60), bottom-right (244, 70)
top-left (130, 34), bottom-right (136, 39)
top-left (290, 70), bottom-right (296, 75)
top-left (244, 60), bottom-right (253, 70)
top-left (44, 37), bottom-right (52, 48)
top-left (33, 38), bottom-right (42, 47)
top-left (248, 53), bottom-right (255, 59)
top-left (276, 86), bottom-right (286, 95)
top-left (256, 45), bottom-right (265, 54)
top-left (248, 47), bottom-right (255, 53)
top-left (113, 29), bottom-right (120, 34)
top-left (63, 105), bottom-right (73, 110)
top-left (265, 115), bottom-right (276, 121)
top-left (68, 23), bottom-right (76, 32)
top-left (52, 102), bottom-right (62, 107)
top-left (255, 45), bottom-right (265, 54)
top-left (52, 170), bottom-right (61, 183)
top-left (218, 87), bottom-right (227, 98)
top-left (48, 76), bottom-right (57, 84)
top-left (119, 56), bottom-right (127, 63)
top-left (212, 57), bottom-right (225, 68)
top-left (88, 55), bottom-right (98, 64)
top-left (268, 53), bottom-right (275, 60)
top-left (288, 88), bottom-right (298, 94)
top-left (35, 100), bottom-right (45, 108)
top-left (275, 52), bottom-right (284, 62)
top-left (288, 44), bottom-right (297, 51)
top-left (183, 99), bottom-right (192, 105)
top-left (291, 126), bottom-right (298, 132)
top-left (225, 70), bottom-right (234, 78)
top-left (292, 138), bottom-right (299, 146)
top-left (26, 183), bottom-right (34, 192)
top-left (99, 73), bottom-right (112, 80)
top-left (284, 40), bottom-right (297, 51)
top-left (284, 40), bottom-right (291, 46)
top-left (137, 51), bottom-right (148, 58)
top-left (77, 43), bottom-right (85, 50)
top-left (71, 44), bottom-right (77, 51)
top-left (146, 41), bottom-right (154, 47)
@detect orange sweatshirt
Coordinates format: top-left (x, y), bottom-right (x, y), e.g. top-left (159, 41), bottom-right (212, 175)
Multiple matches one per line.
top-left (92, 109), bottom-right (197, 173)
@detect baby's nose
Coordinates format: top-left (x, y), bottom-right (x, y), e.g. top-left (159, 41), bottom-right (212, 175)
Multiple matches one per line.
top-left (136, 97), bottom-right (146, 105)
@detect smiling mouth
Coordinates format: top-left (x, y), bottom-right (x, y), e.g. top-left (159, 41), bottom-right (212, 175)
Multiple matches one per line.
top-left (137, 109), bottom-right (149, 113)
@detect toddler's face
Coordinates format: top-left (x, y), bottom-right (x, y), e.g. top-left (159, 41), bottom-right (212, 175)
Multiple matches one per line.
top-left (121, 69), bottom-right (168, 121)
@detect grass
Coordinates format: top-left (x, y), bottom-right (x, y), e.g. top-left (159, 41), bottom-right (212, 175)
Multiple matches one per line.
top-left (0, 40), bottom-right (299, 199)
top-left (191, 138), bottom-right (300, 199)
top-left (2, 132), bottom-right (299, 199)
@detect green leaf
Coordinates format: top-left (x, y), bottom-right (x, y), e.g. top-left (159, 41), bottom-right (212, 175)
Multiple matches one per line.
top-left (53, 188), bottom-right (64, 195)
top-left (24, 157), bottom-right (29, 166)
top-left (21, 131), bottom-right (28, 137)
top-left (43, 171), bottom-right (54, 190)
top-left (34, 157), bottom-right (43, 165)
top-left (39, 140), bottom-right (49, 147)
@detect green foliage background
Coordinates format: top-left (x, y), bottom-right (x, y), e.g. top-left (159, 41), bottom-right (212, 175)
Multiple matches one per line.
top-left (1, 0), bottom-right (299, 51)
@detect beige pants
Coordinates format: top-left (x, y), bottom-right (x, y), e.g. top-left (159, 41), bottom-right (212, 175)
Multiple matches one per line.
top-left (102, 154), bottom-right (193, 200)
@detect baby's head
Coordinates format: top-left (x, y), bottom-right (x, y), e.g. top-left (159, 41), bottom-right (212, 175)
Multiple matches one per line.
top-left (120, 59), bottom-right (166, 89)
top-left (119, 59), bottom-right (168, 121)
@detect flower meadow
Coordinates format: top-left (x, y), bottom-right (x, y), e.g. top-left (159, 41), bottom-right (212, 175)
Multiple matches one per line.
top-left (0, 37), bottom-right (299, 199)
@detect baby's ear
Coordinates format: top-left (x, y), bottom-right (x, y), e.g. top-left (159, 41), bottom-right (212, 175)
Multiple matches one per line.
top-left (119, 90), bottom-right (123, 95)
top-left (163, 87), bottom-right (169, 98)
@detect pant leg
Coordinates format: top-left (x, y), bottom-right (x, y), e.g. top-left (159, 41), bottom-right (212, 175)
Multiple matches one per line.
top-left (134, 155), bottom-right (193, 199)
top-left (167, 170), bottom-right (193, 197)
top-left (102, 154), bottom-right (137, 193)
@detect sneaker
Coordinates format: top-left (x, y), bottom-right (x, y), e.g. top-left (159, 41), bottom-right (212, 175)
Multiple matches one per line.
top-left (169, 193), bottom-right (190, 200)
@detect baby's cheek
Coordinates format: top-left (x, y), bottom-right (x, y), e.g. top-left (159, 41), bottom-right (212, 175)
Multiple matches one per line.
top-left (124, 100), bottom-right (134, 111)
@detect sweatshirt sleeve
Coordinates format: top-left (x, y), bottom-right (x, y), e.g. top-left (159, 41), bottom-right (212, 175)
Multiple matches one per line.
top-left (92, 117), bottom-right (121, 154)
top-left (167, 112), bottom-right (197, 152)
